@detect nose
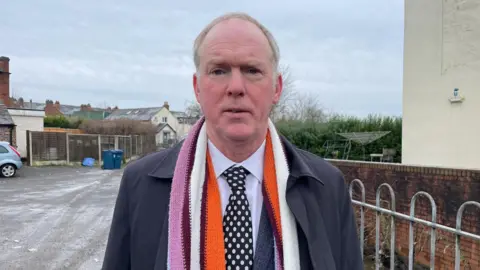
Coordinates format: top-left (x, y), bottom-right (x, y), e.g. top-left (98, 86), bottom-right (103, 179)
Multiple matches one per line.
top-left (226, 68), bottom-right (246, 97)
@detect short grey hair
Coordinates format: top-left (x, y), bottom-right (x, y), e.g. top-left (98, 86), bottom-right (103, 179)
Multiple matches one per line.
top-left (193, 12), bottom-right (280, 72)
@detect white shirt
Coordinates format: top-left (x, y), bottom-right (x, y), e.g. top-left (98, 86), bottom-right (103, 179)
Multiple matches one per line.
top-left (207, 140), bottom-right (265, 252)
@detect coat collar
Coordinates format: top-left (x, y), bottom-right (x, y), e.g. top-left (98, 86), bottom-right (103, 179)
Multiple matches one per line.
top-left (147, 140), bottom-right (183, 179)
top-left (148, 135), bottom-right (324, 187)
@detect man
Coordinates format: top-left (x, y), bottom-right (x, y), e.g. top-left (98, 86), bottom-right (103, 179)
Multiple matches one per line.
top-left (102, 12), bottom-right (363, 270)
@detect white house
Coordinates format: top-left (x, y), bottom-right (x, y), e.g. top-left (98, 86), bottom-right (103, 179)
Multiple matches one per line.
top-left (7, 108), bottom-right (45, 158)
top-left (402, 0), bottom-right (480, 169)
top-left (105, 101), bottom-right (198, 146)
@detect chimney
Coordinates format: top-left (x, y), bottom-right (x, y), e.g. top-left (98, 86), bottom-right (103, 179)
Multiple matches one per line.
top-left (80, 104), bottom-right (92, 112)
top-left (18, 97), bottom-right (24, 107)
top-left (44, 100), bottom-right (63, 116)
top-left (163, 101), bottom-right (170, 110)
top-left (0, 56), bottom-right (11, 107)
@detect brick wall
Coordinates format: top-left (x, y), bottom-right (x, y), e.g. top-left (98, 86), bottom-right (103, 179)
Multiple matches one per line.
top-left (0, 126), bottom-right (15, 146)
top-left (329, 160), bottom-right (480, 269)
top-left (0, 56), bottom-right (10, 107)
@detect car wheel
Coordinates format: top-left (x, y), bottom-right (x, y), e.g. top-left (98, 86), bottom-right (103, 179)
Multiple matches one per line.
top-left (1, 164), bottom-right (16, 178)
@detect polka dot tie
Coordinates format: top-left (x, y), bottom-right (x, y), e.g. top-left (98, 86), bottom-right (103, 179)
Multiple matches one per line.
top-left (222, 165), bottom-right (254, 270)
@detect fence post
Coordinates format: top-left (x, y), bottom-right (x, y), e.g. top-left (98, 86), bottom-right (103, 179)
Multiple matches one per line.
top-left (375, 183), bottom-right (396, 270)
top-left (115, 135), bottom-right (119, 149)
top-left (130, 135), bottom-right (133, 159)
top-left (28, 130), bottom-right (33, 166)
top-left (455, 201), bottom-right (480, 270)
top-left (408, 191), bottom-right (437, 270)
top-left (66, 133), bottom-right (70, 163)
top-left (98, 135), bottom-right (102, 167)
top-left (349, 179), bottom-right (365, 259)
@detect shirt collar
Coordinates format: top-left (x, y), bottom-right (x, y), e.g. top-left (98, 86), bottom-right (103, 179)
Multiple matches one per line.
top-left (207, 139), bottom-right (265, 182)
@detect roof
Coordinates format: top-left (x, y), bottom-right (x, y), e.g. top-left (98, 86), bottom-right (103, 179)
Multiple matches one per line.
top-left (0, 102), bottom-right (15, 125)
top-left (106, 107), bottom-right (164, 121)
top-left (157, 123), bottom-right (176, 133)
top-left (171, 111), bottom-right (187, 118)
top-left (20, 101), bottom-right (106, 115)
top-left (44, 104), bottom-right (63, 116)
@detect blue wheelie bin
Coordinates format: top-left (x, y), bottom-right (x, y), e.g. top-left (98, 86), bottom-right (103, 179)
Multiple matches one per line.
top-left (102, 150), bottom-right (115, 170)
top-left (113, 150), bottom-right (124, 169)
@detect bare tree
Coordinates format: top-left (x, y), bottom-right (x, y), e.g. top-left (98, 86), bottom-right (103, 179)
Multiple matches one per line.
top-left (184, 100), bottom-right (203, 117)
top-left (94, 101), bottom-right (110, 109)
top-left (288, 92), bottom-right (326, 123)
top-left (79, 119), bottom-right (157, 135)
top-left (270, 64), bottom-right (297, 121)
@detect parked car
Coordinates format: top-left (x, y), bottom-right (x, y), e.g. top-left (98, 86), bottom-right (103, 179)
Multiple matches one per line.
top-left (0, 141), bottom-right (23, 178)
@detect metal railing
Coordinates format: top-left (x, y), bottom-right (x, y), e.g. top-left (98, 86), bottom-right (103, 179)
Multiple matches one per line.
top-left (349, 179), bottom-right (480, 270)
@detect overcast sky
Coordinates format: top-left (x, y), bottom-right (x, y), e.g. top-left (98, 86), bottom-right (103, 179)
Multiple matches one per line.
top-left (1, 0), bottom-right (404, 116)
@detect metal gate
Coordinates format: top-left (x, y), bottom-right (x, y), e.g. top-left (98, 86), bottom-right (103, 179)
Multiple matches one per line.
top-left (349, 179), bottom-right (480, 270)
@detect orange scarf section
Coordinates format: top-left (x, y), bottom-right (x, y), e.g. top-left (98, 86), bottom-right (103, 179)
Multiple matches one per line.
top-left (202, 131), bottom-right (282, 269)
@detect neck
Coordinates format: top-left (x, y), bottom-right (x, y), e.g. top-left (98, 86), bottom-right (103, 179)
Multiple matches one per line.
top-left (207, 130), bottom-right (267, 163)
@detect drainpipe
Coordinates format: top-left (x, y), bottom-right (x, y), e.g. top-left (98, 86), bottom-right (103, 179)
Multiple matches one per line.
top-left (9, 125), bottom-right (14, 145)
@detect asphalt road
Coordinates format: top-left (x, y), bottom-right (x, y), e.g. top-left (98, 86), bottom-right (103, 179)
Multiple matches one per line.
top-left (0, 166), bottom-right (124, 270)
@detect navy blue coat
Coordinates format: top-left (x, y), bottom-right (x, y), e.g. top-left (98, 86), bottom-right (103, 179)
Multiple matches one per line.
top-left (102, 136), bottom-right (364, 270)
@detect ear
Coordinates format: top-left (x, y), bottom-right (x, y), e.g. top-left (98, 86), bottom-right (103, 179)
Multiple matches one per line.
top-left (193, 73), bottom-right (201, 103)
top-left (272, 73), bottom-right (283, 104)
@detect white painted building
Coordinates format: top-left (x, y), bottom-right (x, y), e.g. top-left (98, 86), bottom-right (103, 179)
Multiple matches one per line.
top-left (402, 0), bottom-right (480, 169)
top-left (8, 108), bottom-right (45, 157)
top-left (106, 102), bottom-right (198, 146)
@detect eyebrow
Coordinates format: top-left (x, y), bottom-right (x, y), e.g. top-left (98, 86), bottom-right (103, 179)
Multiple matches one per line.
top-left (205, 58), bottom-right (266, 68)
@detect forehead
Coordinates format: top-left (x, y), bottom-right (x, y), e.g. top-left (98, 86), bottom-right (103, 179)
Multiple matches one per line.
top-left (199, 19), bottom-right (273, 65)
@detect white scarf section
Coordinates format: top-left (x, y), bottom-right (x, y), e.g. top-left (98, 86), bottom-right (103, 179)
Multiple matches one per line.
top-left (188, 119), bottom-right (300, 270)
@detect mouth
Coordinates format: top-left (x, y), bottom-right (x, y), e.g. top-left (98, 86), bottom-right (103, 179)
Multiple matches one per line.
top-left (224, 108), bottom-right (250, 114)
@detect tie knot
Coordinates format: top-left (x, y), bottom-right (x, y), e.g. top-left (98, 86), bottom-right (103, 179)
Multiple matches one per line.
top-left (222, 165), bottom-right (249, 191)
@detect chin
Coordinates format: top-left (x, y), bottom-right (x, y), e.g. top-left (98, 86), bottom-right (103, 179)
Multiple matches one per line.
top-left (223, 124), bottom-right (255, 141)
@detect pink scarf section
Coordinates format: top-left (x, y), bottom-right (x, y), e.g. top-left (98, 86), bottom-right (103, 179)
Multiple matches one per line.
top-left (167, 117), bottom-right (205, 269)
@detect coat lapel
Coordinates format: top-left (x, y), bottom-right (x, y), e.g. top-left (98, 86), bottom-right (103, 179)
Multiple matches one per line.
top-left (281, 137), bottom-right (336, 270)
top-left (148, 142), bottom-right (183, 270)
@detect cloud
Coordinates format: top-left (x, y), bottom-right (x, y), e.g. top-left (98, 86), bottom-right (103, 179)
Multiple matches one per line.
top-left (2, 0), bottom-right (404, 116)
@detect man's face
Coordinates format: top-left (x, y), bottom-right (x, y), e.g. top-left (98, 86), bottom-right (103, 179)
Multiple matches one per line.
top-left (193, 19), bottom-right (282, 143)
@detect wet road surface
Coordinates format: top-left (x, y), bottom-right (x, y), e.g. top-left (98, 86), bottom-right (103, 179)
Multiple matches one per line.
top-left (0, 166), bottom-right (123, 270)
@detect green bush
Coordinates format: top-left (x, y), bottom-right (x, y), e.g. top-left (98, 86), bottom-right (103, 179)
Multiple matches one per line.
top-left (276, 114), bottom-right (402, 162)
top-left (44, 115), bottom-right (83, 129)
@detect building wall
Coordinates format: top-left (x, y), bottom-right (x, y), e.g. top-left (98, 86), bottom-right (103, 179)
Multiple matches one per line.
top-left (151, 108), bottom-right (193, 139)
top-left (330, 159), bottom-right (480, 269)
top-left (152, 108), bottom-right (176, 127)
top-left (402, 0), bottom-right (480, 169)
top-left (8, 109), bottom-right (45, 157)
top-left (175, 122), bottom-right (193, 139)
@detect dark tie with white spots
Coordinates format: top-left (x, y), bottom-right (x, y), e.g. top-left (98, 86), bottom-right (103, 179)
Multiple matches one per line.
top-left (222, 165), bottom-right (254, 270)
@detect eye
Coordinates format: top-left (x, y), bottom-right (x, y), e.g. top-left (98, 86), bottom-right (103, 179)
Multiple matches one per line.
top-left (210, 68), bottom-right (227, 75)
top-left (244, 67), bottom-right (261, 75)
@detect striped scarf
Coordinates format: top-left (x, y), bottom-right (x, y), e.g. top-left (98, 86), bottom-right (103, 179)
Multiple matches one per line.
top-left (167, 117), bottom-right (300, 270)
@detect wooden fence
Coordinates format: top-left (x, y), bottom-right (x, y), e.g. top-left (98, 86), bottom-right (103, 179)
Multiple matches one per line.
top-left (26, 131), bottom-right (157, 166)
top-left (43, 127), bottom-right (84, 134)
